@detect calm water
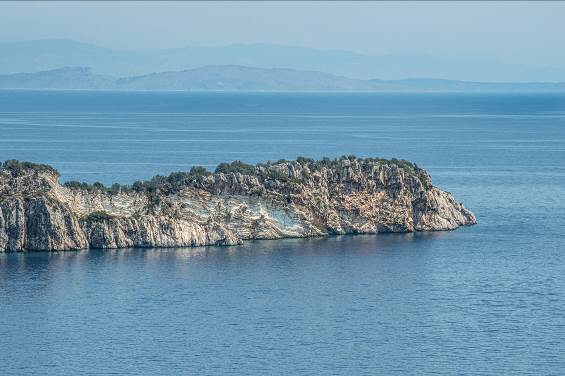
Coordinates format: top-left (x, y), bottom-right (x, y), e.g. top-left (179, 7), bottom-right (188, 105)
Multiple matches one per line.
top-left (1, 91), bottom-right (564, 375)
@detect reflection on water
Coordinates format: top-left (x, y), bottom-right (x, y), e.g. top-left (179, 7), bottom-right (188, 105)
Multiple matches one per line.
top-left (2, 228), bottom-right (564, 375)
top-left (1, 231), bottom-right (450, 274)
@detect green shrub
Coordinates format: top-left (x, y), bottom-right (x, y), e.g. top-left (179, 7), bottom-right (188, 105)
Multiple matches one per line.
top-left (296, 156), bottom-right (314, 165)
top-left (84, 210), bottom-right (114, 222)
top-left (108, 183), bottom-right (123, 194)
top-left (266, 170), bottom-right (289, 182)
top-left (64, 181), bottom-right (90, 190)
top-left (2, 159), bottom-right (59, 176)
top-left (189, 166), bottom-right (210, 176)
top-left (215, 160), bottom-right (255, 175)
top-left (132, 181), bottom-right (144, 192)
top-left (7, 156), bottom-right (428, 196)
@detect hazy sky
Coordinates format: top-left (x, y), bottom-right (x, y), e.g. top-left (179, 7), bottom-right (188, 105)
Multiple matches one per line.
top-left (1, 1), bottom-right (564, 68)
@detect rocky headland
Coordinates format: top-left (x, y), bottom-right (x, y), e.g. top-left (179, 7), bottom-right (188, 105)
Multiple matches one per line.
top-left (0, 157), bottom-right (476, 251)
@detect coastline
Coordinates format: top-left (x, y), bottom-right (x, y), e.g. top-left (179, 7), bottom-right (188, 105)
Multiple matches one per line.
top-left (0, 156), bottom-right (476, 252)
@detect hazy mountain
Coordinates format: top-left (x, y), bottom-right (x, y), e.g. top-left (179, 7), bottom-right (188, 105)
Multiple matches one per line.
top-left (1, 65), bottom-right (564, 92)
top-left (116, 65), bottom-right (376, 91)
top-left (0, 67), bottom-right (115, 90)
top-left (2, 39), bottom-right (565, 82)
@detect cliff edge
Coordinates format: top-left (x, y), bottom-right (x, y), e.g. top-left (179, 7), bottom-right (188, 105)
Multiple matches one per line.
top-left (0, 157), bottom-right (476, 251)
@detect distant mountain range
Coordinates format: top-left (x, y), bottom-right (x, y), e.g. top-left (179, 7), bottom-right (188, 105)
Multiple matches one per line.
top-left (1, 66), bottom-right (564, 92)
top-left (2, 39), bottom-right (565, 82)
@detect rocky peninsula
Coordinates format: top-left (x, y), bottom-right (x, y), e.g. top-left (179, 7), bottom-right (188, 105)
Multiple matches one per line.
top-left (0, 157), bottom-right (476, 252)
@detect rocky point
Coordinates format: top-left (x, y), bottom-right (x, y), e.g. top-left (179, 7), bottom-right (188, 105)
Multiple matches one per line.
top-left (0, 157), bottom-right (476, 251)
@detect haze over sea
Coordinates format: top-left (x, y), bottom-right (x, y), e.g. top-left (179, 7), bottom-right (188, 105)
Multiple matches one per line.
top-left (1, 91), bottom-right (564, 375)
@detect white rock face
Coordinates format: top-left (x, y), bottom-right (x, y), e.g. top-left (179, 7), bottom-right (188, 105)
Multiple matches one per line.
top-left (0, 158), bottom-right (476, 251)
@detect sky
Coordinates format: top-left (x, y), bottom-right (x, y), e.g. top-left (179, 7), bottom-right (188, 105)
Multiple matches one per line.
top-left (1, 1), bottom-right (564, 69)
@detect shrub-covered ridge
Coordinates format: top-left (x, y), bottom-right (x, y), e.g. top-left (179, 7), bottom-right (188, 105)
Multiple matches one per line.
top-left (0, 155), bottom-right (475, 251)
top-left (54, 155), bottom-right (431, 195)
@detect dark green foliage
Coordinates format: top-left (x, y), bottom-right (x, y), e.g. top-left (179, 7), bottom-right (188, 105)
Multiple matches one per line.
top-left (108, 183), bottom-right (123, 194)
top-left (66, 166), bottom-right (211, 196)
top-left (166, 172), bottom-right (191, 190)
top-left (389, 158), bottom-right (419, 175)
top-left (418, 174), bottom-right (431, 190)
top-left (338, 155), bottom-right (357, 161)
top-left (264, 170), bottom-right (290, 182)
top-left (132, 181), bottom-right (144, 192)
top-left (2, 159), bottom-right (59, 176)
top-left (296, 156), bottom-right (314, 165)
top-left (318, 157), bottom-right (332, 168)
top-left (189, 166), bottom-right (210, 176)
top-left (64, 181), bottom-right (91, 190)
top-left (5, 156), bottom-right (429, 196)
top-left (215, 160), bottom-right (255, 175)
top-left (84, 210), bottom-right (114, 222)
top-left (64, 180), bottom-right (121, 194)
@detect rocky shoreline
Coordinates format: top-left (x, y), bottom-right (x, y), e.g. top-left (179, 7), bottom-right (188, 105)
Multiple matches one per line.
top-left (0, 157), bottom-right (476, 252)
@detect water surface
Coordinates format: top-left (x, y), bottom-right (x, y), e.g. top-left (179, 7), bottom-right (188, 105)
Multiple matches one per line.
top-left (1, 91), bottom-right (564, 375)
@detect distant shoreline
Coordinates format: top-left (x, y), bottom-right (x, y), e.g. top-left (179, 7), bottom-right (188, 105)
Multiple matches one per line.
top-left (2, 88), bottom-right (565, 94)
top-left (1, 66), bottom-right (564, 93)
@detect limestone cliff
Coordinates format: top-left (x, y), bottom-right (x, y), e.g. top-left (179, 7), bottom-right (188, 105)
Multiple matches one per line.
top-left (0, 157), bottom-right (476, 251)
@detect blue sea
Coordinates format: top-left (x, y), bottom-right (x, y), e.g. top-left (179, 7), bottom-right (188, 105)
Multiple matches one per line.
top-left (1, 91), bottom-right (564, 375)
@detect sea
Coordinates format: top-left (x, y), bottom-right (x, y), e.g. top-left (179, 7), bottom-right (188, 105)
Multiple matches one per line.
top-left (1, 91), bottom-right (564, 375)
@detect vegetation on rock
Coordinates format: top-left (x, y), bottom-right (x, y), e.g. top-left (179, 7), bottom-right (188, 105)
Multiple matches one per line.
top-left (1, 159), bottom-right (59, 177)
top-left (0, 155), bottom-right (475, 252)
top-left (83, 210), bottom-right (115, 222)
top-left (215, 160), bottom-right (256, 175)
top-left (3, 155), bottom-right (431, 194)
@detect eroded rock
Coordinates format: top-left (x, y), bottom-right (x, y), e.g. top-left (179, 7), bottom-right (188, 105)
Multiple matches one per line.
top-left (0, 157), bottom-right (476, 251)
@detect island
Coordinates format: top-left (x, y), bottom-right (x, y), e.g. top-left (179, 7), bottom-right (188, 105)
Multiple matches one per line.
top-left (0, 156), bottom-right (476, 251)
top-left (1, 66), bottom-right (564, 92)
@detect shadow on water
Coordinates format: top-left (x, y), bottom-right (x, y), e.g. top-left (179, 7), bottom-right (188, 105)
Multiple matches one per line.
top-left (0, 231), bottom-right (458, 299)
top-left (0, 230), bottom-right (455, 269)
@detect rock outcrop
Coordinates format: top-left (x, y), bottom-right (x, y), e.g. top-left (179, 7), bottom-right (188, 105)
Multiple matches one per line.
top-left (0, 157), bottom-right (476, 251)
